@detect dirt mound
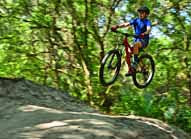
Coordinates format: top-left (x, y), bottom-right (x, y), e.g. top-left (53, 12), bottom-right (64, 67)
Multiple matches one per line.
top-left (0, 78), bottom-right (190, 139)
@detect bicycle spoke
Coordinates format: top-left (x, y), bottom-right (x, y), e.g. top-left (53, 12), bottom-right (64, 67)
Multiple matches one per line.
top-left (103, 54), bottom-right (119, 82)
top-left (132, 54), bottom-right (155, 88)
top-left (138, 61), bottom-right (152, 84)
top-left (99, 50), bottom-right (121, 86)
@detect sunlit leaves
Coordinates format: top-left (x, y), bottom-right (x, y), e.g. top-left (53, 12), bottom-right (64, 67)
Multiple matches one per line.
top-left (0, 0), bottom-right (191, 133)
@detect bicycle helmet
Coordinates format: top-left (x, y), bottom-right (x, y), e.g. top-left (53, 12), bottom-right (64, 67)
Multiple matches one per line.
top-left (137, 6), bottom-right (150, 15)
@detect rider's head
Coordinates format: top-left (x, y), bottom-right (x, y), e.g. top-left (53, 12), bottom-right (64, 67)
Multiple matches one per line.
top-left (137, 6), bottom-right (150, 19)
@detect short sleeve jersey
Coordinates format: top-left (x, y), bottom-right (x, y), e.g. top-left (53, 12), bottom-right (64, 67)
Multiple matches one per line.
top-left (130, 18), bottom-right (151, 41)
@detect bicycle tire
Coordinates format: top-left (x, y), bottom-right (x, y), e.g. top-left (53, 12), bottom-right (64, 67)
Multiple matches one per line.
top-left (99, 49), bottom-right (121, 86)
top-left (132, 54), bottom-right (155, 88)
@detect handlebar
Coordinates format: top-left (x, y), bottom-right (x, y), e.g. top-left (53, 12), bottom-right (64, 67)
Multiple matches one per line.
top-left (112, 30), bottom-right (140, 38)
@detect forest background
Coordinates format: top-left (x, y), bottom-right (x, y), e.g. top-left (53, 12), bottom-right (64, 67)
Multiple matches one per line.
top-left (0, 0), bottom-right (190, 134)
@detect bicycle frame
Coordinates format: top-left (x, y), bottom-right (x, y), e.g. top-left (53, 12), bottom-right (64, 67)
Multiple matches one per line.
top-left (123, 34), bottom-right (134, 72)
top-left (113, 31), bottom-right (139, 72)
top-left (100, 31), bottom-right (155, 87)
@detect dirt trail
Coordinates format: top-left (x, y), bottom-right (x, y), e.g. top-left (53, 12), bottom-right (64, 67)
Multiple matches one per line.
top-left (0, 78), bottom-right (190, 139)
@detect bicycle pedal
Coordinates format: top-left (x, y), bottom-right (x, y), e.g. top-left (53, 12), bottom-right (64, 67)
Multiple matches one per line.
top-left (125, 72), bottom-right (132, 76)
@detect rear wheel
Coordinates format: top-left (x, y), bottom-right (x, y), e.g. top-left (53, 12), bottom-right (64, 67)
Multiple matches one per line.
top-left (132, 54), bottom-right (155, 88)
top-left (99, 50), bottom-right (121, 86)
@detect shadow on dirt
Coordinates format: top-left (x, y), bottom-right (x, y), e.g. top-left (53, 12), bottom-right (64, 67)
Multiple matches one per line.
top-left (0, 78), bottom-right (190, 139)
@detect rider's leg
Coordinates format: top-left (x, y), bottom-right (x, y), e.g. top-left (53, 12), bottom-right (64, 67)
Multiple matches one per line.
top-left (125, 40), bottom-right (148, 76)
top-left (125, 41), bottom-right (142, 76)
top-left (132, 41), bottom-right (142, 66)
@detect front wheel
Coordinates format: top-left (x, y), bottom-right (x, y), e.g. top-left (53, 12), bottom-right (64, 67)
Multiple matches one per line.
top-left (99, 50), bottom-right (121, 86)
top-left (132, 54), bottom-right (155, 88)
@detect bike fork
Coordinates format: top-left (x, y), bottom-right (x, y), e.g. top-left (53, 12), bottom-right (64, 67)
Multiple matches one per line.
top-left (107, 53), bottom-right (116, 69)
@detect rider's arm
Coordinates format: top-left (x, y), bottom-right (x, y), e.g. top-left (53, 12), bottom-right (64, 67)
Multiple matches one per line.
top-left (141, 19), bottom-right (152, 36)
top-left (143, 26), bottom-right (151, 35)
top-left (116, 22), bottom-right (130, 28)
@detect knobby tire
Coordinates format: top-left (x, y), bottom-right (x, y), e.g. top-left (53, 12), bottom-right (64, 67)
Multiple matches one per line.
top-left (132, 54), bottom-right (155, 88)
top-left (99, 50), bottom-right (121, 86)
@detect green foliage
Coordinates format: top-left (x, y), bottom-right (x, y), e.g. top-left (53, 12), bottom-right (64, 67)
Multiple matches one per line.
top-left (0, 0), bottom-right (190, 134)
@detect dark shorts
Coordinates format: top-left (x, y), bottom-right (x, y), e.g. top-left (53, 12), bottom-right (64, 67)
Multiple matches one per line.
top-left (134, 38), bottom-right (149, 48)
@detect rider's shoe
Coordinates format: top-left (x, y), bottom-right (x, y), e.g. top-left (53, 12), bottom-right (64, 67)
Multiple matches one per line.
top-left (125, 72), bottom-right (132, 76)
top-left (125, 62), bottom-right (138, 76)
top-left (125, 68), bottom-right (135, 76)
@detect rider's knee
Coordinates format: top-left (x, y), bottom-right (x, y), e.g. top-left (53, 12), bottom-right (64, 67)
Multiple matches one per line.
top-left (134, 42), bottom-right (142, 48)
top-left (133, 42), bottom-right (142, 54)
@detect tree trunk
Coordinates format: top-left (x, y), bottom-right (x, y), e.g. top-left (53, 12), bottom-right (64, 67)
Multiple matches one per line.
top-left (82, 0), bottom-right (94, 105)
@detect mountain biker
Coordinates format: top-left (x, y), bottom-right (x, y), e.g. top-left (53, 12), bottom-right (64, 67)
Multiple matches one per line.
top-left (111, 6), bottom-right (151, 75)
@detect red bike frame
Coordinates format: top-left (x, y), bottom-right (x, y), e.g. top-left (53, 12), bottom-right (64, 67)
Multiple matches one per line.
top-left (123, 35), bottom-right (134, 73)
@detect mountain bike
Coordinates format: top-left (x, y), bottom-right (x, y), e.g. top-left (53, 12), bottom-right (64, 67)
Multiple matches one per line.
top-left (99, 31), bottom-right (155, 88)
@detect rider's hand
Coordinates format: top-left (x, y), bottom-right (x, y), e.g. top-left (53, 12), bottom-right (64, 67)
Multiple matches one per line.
top-left (111, 25), bottom-right (118, 32)
top-left (140, 33), bottom-right (145, 38)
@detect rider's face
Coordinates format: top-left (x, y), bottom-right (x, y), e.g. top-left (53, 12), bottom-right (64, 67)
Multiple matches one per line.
top-left (138, 11), bottom-right (147, 19)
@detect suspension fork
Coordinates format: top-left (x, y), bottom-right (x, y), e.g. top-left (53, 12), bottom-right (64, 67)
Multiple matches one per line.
top-left (108, 53), bottom-right (116, 69)
top-left (107, 48), bottom-right (120, 69)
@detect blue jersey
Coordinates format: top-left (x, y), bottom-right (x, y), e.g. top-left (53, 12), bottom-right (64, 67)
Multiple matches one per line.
top-left (130, 18), bottom-right (151, 45)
